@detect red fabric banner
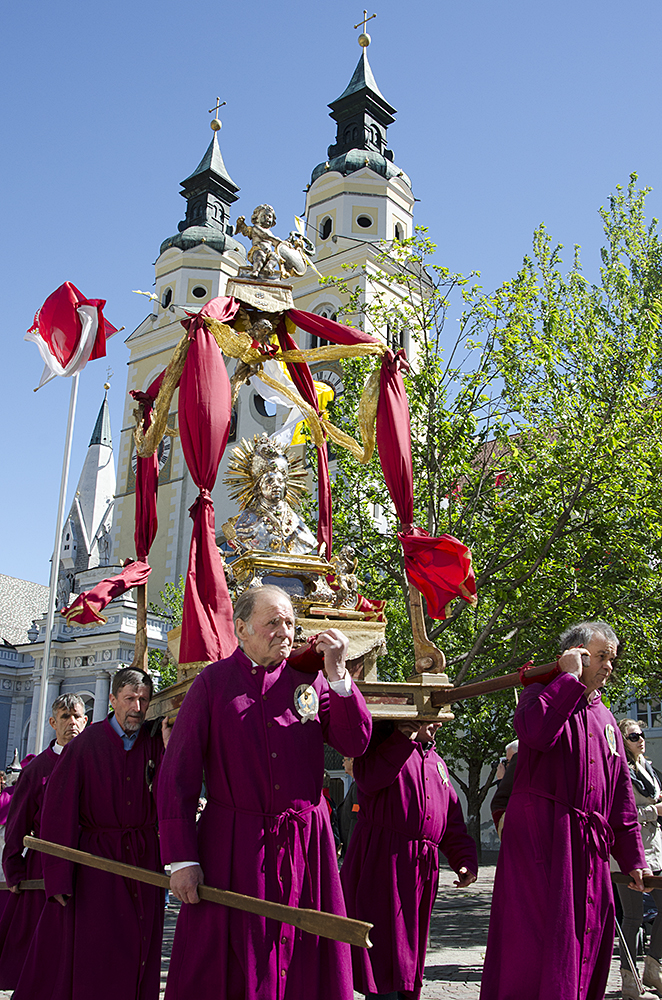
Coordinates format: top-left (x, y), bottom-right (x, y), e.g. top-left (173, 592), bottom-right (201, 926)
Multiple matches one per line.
top-left (129, 375), bottom-right (162, 563)
top-left (181, 295), bottom-right (241, 338)
top-left (61, 561), bottom-right (151, 626)
top-left (376, 349), bottom-right (477, 620)
top-left (276, 320), bottom-right (332, 559)
top-left (25, 281), bottom-right (117, 380)
top-left (177, 318), bottom-right (236, 664)
top-left (286, 309), bottom-right (379, 347)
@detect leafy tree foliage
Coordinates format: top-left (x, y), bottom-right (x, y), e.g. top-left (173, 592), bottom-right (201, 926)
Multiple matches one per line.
top-left (148, 576), bottom-right (185, 689)
top-left (324, 176), bottom-right (662, 846)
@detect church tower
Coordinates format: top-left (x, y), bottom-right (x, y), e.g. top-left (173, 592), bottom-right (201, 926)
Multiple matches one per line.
top-left (291, 30), bottom-right (417, 358)
top-left (111, 117), bottom-right (294, 602)
top-left (58, 386), bottom-right (116, 607)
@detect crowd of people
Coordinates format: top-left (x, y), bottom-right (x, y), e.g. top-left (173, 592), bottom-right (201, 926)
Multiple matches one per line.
top-left (0, 599), bottom-right (655, 1000)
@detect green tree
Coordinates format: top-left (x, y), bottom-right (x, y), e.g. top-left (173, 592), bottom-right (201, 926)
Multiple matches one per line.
top-left (324, 175), bottom-right (662, 849)
top-left (148, 576), bottom-right (185, 689)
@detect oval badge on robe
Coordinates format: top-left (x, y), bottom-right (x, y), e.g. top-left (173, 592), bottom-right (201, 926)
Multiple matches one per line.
top-left (605, 723), bottom-right (619, 756)
top-left (294, 683), bottom-right (319, 724)
top-left (437, 760), bottom-right (450, 785)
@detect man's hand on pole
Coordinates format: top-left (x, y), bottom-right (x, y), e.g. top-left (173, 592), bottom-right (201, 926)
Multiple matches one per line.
top-left (315, 629), bottom-right (350, 684)
top-left (54, 893), bottom-right (70, 907)
top-left (170, 864), bottom-right (204, 904)
top-left (628, 868), bottom-right (650, 892)
top-left (454, 868), bottom-right (477, 888)
top-left (558, 647), bottom-right (589, 679)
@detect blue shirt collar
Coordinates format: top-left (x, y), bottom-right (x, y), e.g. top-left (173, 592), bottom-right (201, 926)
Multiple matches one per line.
top-left (109, 713), bottom-right (139, 751)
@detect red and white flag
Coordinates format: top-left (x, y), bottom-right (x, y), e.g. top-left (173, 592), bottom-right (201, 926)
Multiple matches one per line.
top-left (25, 281), bottom-right (117, 388)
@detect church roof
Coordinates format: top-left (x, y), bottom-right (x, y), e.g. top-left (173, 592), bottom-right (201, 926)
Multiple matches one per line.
top-left (89, 395), bottom-right (112, 448)
top-left (331, 48), bottom-right (388, 105)
top-left (0, 575), bottom-right (49, 646)
top-left (183, 133), bottom-right (238, 190)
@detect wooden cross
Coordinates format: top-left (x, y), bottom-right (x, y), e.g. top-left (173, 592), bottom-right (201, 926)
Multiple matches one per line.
top-left (354, 9), bottom-right (376, 32)
top-left (208, 97), bottom-right (227, 117)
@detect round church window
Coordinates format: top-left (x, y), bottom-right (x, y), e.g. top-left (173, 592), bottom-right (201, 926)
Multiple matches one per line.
top-left (356, 215), bottom-right (373, 229)
top-left (192, 286), bottom-right (208, 299)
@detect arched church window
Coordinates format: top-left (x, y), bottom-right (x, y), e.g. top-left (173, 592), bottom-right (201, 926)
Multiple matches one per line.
top-left (356, 215), bottom-right (373, 229)
top-left (320, 217), bottom-right (332, 240)
top-left (161, 288), bottom-right (173, 308)
top-left (394, 223), bottom-right (404, 241)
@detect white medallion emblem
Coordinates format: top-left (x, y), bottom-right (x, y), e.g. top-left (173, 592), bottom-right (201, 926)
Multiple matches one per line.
top-left (605, 723), bottom-right (619, 756)
top-left (437, 760), bottom-right (450, 785)
top-left (294, 684), bottom-right (319, 724)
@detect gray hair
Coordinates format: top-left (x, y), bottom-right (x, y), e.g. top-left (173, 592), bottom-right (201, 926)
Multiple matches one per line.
top-left (112, 667), bottom-right (153, 699)
top-left (505, 740), bottom-right (519, 757)
top-left (558, 620), bottom-right (619, 653)
top-left (232, 585), bottom-right (294, 628)
top-left (51, 693), bottom-right (85, 715)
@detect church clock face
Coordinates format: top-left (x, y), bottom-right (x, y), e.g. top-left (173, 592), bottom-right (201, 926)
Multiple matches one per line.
top-left (314, 368), bottom-right (344, 397)
top-left (131, 436), bottom-right (171, 475)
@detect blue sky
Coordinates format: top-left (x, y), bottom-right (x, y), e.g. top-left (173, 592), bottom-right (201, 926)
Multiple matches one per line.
top-left (2, 0), bottom-right (662, 585)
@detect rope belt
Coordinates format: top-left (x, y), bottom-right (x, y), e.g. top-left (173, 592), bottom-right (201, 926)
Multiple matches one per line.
top-left (526, 788), bottom-right (614, 860)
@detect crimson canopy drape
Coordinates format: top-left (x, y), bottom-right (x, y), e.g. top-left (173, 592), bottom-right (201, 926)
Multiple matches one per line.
top-left (177, 313), bottom-right (236, 665)
top-left (283, 314), bottom-right (478, 622)
top-left (61, 560), bottom-right (151, 626)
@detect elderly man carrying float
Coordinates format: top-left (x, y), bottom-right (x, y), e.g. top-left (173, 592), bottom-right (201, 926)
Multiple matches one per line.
top-left (158, 584), bottom-right (372, 1000)
top-left (480, 620), bottom-right (647, 1000)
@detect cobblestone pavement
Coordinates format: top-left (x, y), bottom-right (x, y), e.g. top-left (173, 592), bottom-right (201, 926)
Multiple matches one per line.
top-left (0, 859), bottom-right (632, 998)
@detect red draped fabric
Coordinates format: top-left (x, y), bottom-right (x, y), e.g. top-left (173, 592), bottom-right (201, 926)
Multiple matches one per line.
top-left (177, 315), bottom-right (236, 664)
top-left (286, 309), bottom-right (379, 347)
top-left (129, 374), bottom-right (163, 562)
top-left (276, 320), bottom-right (332, 559)
top-left (376, 349), bottom-right (477, 620)
top-left (181, 295), bottom-right (241, 337)
top-left (61, 560), bottom-right (151, 626)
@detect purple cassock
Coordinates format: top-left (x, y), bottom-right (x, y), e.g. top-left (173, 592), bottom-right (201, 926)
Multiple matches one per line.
top-left (341, 728), bottom-right (478, 1000)
top-left (480, 672), bottom-right (646, 1000)
top-left (157, 646), bottom-right (372, 1000)
top-left (12, 718), bottom-right (165, 1000)
top-left (0, 742), bottom-right (60, 988)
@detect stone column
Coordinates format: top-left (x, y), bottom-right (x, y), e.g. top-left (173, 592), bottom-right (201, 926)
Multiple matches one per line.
top-left (26, 680), bottom-right (41, 755)
top-left (6, 696), bottom-right (25, 766)
top-left (93, 672), bottom-right (111, 722)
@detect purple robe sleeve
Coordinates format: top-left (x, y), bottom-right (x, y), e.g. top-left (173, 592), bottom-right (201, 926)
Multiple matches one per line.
top-left (439, 784), bottom-right (479, 876)
top-left (2, 770), bottom-right (38, 885)
top-left (610, 727), bottom-right (647, 874)
top-left (40, 750), bottom-right (83, 898)
top-left (318, 683), bottom-right (372, 759)
top-left (157, 673), bottom-right (209, 865)
top-left (354, 730), bottom-right (417, 795)
top-left (514, 672), bottom-right (586, 751)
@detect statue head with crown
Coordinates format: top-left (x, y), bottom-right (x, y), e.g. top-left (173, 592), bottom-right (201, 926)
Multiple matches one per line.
top-left (222, 434), bottom-right (318, 556)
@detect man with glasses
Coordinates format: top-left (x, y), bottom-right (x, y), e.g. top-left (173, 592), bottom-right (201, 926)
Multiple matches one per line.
top-left (481, 620), bottom-right (647, 1000)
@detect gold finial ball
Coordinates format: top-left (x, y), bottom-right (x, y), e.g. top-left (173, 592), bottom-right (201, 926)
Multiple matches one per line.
top-left (358, 31), bottom-right (371, 47)
top-left (210, 118), bottom-right (222, 131)
top-left (104, 382), bottom-right (111, 390)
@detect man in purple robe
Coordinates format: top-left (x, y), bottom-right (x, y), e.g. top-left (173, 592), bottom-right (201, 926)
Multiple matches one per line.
top-left (341, 718), bottom-right (478, 1000)
top-left (0, 693), bottom-right (87, 988)
top-left (480, 620), bottom-right (647, 1000)
top-left (13, 667), bottom-right (170, 1000)
top-left (158, 584), bottom-right (373, 1000)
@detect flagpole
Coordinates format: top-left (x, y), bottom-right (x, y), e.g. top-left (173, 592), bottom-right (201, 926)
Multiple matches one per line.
top-left (34, 372), bottom-right (80, 752)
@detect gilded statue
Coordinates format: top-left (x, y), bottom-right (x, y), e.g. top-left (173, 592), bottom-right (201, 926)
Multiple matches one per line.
top-left (235, 205), bottom-right (317, 281)
top-left (221, 435), bottom-right (318, 555)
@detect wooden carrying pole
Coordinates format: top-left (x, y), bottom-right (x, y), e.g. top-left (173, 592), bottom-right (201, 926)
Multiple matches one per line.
top-left (0, 879), bottom-right (45, 891)
top-left (430, 662), bottom-right (559, 709)
top-left (612, 872), bottom-right (662, 890)
top-left (24, 837), bottom-right (373, 949)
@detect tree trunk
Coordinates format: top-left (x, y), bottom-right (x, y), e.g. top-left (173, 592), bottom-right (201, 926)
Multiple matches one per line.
top-left (464, 757), bottom-right (486, 864)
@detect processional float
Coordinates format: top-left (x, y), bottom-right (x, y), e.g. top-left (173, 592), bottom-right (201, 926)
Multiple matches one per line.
top-left (62, 200), bottom-right (543, 724)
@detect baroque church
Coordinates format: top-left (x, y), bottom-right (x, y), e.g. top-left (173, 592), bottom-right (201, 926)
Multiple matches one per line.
top-left (0, 35), bottom-right (417, 764)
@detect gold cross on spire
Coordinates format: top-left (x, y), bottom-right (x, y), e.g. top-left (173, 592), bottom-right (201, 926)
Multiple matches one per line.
top-left (208, 97), bottom-right (227, 132)
top-left (354, 9), bottom-right (376, 33)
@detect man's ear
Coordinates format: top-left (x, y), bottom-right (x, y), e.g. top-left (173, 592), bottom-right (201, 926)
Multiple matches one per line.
top-left (48, 716), bottom-right (56, 732)
top-left (235, 618), bottom-right (248, 643)
top-left (81, 715), bottom-right (88, 729)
